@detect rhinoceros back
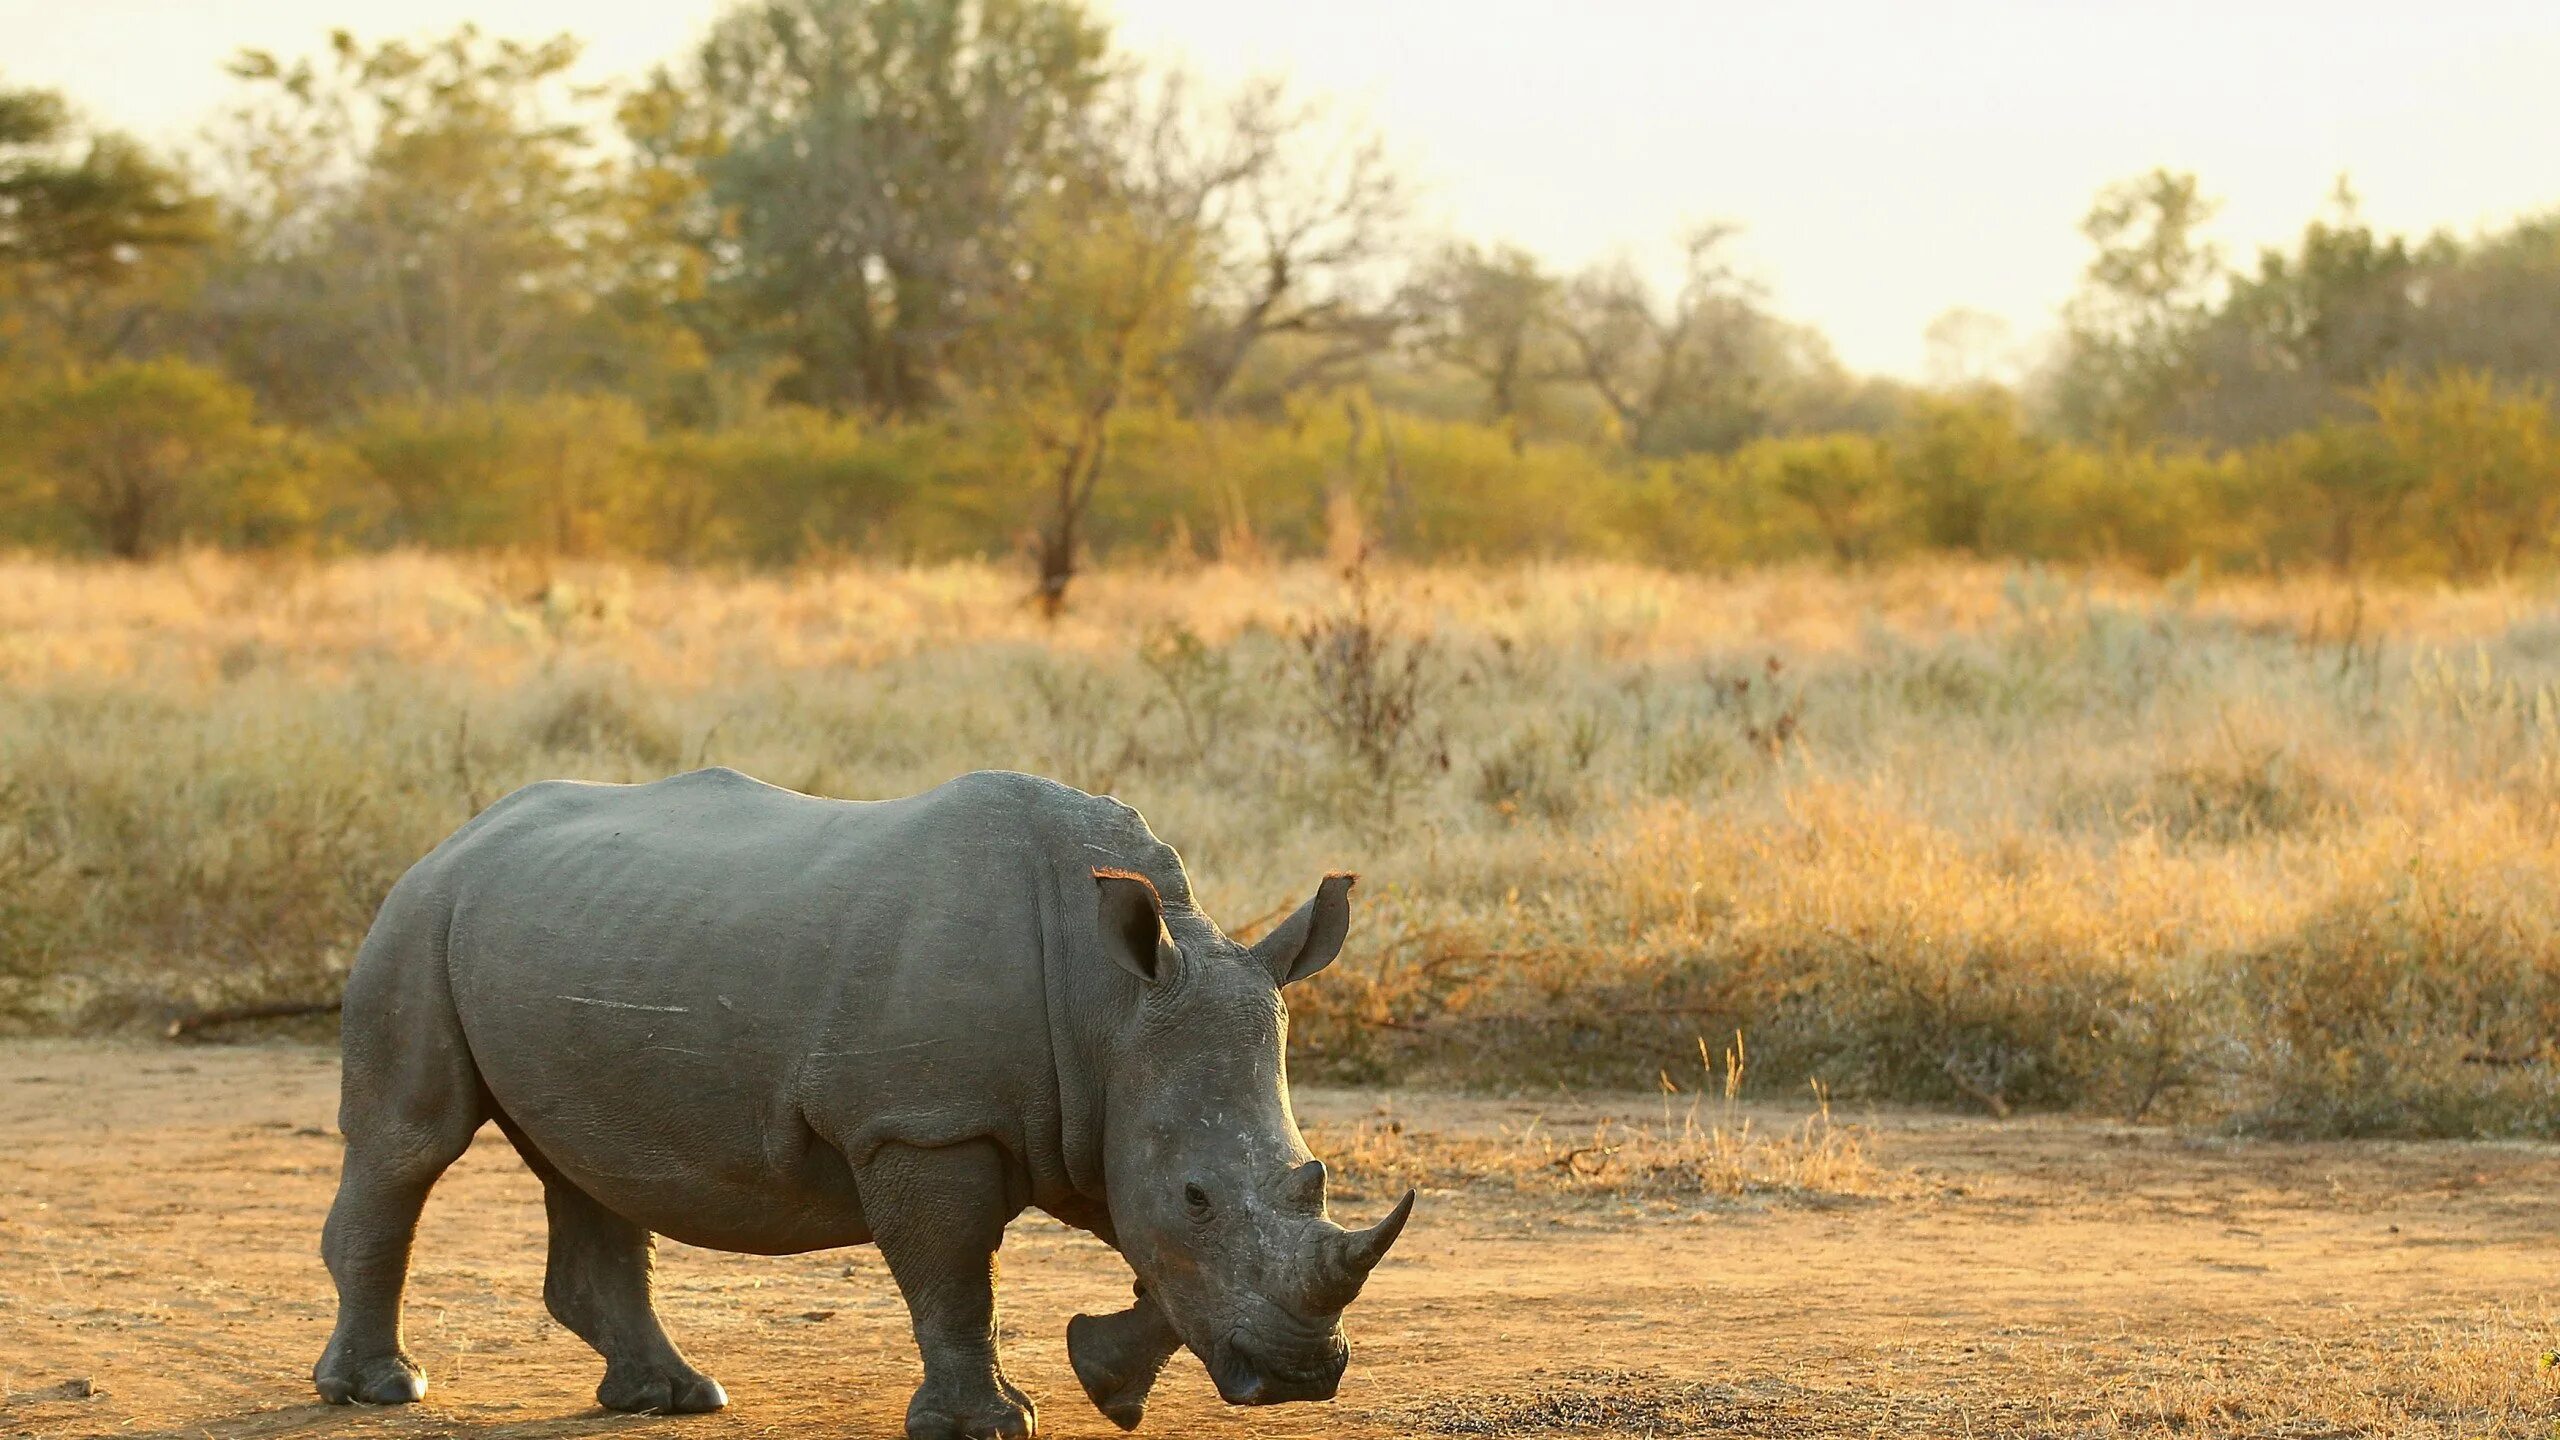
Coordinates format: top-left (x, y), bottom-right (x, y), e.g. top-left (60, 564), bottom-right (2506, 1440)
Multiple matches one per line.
top-left (394, 767), bottom-right (1150, 1253)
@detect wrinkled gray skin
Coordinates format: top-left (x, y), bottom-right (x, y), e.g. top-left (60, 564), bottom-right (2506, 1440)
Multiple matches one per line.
top-left (312, 767), bottom-right (1413, 1438)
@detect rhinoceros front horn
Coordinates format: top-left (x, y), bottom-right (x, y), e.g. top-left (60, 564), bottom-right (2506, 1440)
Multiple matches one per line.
top-left (1314, 1188), bottom-right (1416, 1310)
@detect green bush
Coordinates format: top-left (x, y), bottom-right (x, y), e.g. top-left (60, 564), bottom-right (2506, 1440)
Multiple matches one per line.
top-left (4, 364), bottom-right (2551, 582)
top-left (0, 359), bottom-right (286, 556)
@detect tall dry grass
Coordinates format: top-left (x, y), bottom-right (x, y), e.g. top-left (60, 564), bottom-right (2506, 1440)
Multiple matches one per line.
top-left (7, 550), bottom-right (2560, 1136)
top-left (1315, 1038), bottom-right (1888, 1209)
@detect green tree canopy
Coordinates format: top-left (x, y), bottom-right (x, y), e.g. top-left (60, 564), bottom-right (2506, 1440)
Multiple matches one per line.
top-left (0, 83), bottom-right (212, 364)
top-left (625, 0), bottom-right (1114, 418)
top-left (206, 28), bottom-right (616, 419)
top-left (2048, 168), bottom-right (2225, 442)
top-left (3, 358), bottom-right (270, 557)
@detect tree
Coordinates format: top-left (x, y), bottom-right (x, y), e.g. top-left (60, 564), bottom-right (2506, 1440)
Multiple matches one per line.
top-left (2172, 179), bottom-right (2428, 444)
top-left (5, 359), bottom-right (267, 557)
top-left (207, 28), bottom-right (615, 419)
top-left (965, 71), bottom-right (1247, 613)
top-left (2397, 210), bottom-right (2560, 390)
top-left (1407, 241), bottom-right (1563, 442)
top-left (1173, 81), bottom-right (1408, 415)
top-left (2253, 420), bottom-right (2419, 575)
top-left (0, 85), bottom-right (212, 365)
top-left (627, 0), bottom-right (1113, 418)
top-left (2049, 168), bottom-right (2224, 442)
top-left (1921, 307), bottom-right (2014, 391)
top-left (1557, 224), bottom-right (1807, 455)
top-left (2086, 184), bottom-right (2560, 454)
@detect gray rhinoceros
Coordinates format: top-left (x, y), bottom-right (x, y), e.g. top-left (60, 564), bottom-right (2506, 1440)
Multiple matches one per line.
top-left (312, 766), bottom-right (1412, 1438)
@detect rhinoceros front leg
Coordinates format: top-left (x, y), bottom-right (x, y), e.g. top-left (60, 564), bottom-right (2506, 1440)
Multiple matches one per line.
top-left (1066, 1286), bottom-right (1182, 1431)
top-left (861, 1140), bottom-right (1037, 1440)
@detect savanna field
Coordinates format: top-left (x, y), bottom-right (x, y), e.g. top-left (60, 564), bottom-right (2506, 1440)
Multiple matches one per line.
top-left (15, 4), bottom-right (2560, 1434)
top-left (11, 549), bottom-right (2560, 1137)
top-left (17, 551), bottom-right (2560, 1440)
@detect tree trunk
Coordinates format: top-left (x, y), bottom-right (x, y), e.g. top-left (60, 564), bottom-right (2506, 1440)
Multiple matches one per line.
top-left (1035, 514), bottom-right (1077, 620)
top-left (2327, 507), bottom-right (2356, 577)
top-left (103, 462), bottom-right (155, 560)
top-left (1036, 435), bottom-right (1095, 620)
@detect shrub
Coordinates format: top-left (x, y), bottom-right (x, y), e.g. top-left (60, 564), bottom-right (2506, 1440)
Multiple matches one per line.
top-left (0, 359), bottom-right (278, 556)
top-left (347, 394), bottom-right (651, 553)
top-left (1291, 551), bottom-right (1444, 817)
top-left (2231, 877), bottom-right (2560, 1138)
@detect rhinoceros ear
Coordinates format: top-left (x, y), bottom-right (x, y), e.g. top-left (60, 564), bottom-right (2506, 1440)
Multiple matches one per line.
top-left (1249, 873), bottom-right (1356, 987)
top-left (1094, 868), bottom-right (1169, 983)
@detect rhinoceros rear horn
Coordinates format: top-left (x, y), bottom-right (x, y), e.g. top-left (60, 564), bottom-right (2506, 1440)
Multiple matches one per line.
top-left (1312, 1187), bottom-right (1415, 1310)
top-left (1093, 868), bottom-right (1168, 983)
top-left (1281, 1158), bottom-right (1328, 1212)
top-left (1249, 872), bottom-right (1357, 987)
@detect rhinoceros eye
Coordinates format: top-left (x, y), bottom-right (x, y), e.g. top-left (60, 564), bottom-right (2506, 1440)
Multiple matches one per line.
top-left (1183, 1183), bottom-right (1213, 1221)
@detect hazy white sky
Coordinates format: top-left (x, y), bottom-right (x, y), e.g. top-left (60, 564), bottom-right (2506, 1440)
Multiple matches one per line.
top-left (6, 0), bottom-right (2557, 377)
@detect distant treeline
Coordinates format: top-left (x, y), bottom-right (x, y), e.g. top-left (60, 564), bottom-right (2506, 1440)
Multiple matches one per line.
top-left (1, 5), bottom-right (2556, 587)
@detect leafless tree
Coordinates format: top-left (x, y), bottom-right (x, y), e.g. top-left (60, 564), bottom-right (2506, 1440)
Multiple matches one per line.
top-left (1557, 223), bottom-right (1781, 454)
top-left (1176, 80), bottom-right (1410, 415)
top-left (1922, 307), bottom-right (2016, 390)
top-left (1406, 240), bottom-right (1567, 440)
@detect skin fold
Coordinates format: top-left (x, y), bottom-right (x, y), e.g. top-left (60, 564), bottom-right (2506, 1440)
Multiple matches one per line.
top-left (311, 767), bottom-right (1413, 1439)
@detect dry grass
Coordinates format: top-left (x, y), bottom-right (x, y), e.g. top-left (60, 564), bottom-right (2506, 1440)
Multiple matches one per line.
top-left (1316, 1039), bottom-right (1890, 1208)
top-left (7, 551), bottom-right (2560, 1136)
top-left (1314, 1106), bottom-right (1883, 1210)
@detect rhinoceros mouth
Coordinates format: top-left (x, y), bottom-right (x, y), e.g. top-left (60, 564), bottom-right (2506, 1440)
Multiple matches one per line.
top-left (1208, 1331), bottom-right (1349, 1406)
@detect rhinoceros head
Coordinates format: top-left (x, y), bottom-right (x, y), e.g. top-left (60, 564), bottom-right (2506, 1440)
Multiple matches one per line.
top-left (1086, 868), bottom-right (1415, 1409)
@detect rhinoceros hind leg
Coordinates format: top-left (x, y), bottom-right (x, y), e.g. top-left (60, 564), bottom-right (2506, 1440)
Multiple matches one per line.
top-left (515, 1144), bottom-right (726, 1414)
top-left (863, 1140), bottom-right (1037, 1440)
top-left (314, 959), bottom-right (486, 1406)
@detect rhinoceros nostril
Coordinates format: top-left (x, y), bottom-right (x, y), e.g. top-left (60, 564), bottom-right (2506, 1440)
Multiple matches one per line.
top-left (1212, 1344), bottom-right (1271, 1406)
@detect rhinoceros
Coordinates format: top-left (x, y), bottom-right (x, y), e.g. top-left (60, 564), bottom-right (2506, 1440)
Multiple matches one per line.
top-left (312, 766), bottom-right (1412, 1438)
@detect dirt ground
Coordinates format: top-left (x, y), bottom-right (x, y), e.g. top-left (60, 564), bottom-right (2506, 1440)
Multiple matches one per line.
top-left (2, 1042), bottom-right (2556, 1439)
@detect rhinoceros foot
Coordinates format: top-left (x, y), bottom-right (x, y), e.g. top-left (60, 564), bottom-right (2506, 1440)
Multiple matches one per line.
top-left (597, 1358), bottom-right (728, 1415)
top-left (905, 1375), bottom-right (1035, 1440)
top-left (312, 1348), bottom-right (427, 1406)
top-left (1067, 1303), bottom-right (1183, 1431)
